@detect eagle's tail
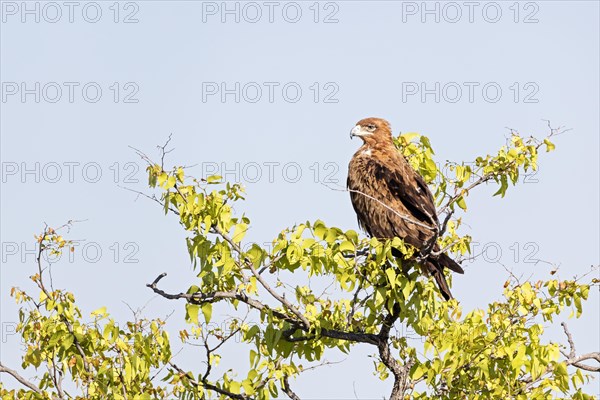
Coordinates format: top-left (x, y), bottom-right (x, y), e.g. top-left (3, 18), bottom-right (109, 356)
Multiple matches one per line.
top-left (424, 254), bottom-right (464, 301)
top-left (437, 252), bottom-right (464, 274)
top-left (391, 247), bottom-right (464, 300)
top-left (423, 260), bottom-right (454, 301)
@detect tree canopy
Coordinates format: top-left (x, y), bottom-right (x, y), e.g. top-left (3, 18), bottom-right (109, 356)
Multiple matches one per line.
top-left (1, 125), bottom-right (598, 400)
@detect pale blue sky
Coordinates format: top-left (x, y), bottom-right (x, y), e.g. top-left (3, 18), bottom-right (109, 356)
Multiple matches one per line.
top-left (1, 1), bottom-right (599, 397)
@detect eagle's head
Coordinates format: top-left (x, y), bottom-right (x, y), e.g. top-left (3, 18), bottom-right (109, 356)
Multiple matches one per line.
top-left (350, 117), bottom-right (393, 146)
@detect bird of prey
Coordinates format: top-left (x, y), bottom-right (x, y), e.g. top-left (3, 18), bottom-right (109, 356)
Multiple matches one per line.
top-left (347, 117), bottom-right (463, 300)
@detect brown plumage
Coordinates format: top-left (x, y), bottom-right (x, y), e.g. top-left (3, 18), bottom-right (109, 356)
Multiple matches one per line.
top-left (347, 117), bottom-right (464, 300)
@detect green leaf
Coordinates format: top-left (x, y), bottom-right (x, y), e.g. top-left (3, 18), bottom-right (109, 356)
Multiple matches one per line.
top-left (207, 175), bottom-right (222, 183)
top-left (91, 306), bottom-right (107, 317)
top-left (203, 215), bottom-right (212, 235)
top-left (249, 350), bottom-right (258, 367)
top-left (242, 379), bottom-right (255, 395)
top-left (411, 364), bottom-right (426, 380)
top-left (400, 132), bottom-right (420, 143)
top-left (201, 303), bottom-right (212, 324)
top-left (229, 381), bottom-right (241, 394)
top-left (385, 268), bottom-right (396, 289)
top-left (544, 138), bottom-right (555, 152)
top-left (286, 245), bottom-right (301, 264)
top-left (165, 175), bottom-right (176, 189)
top-left (233, 223), bottom-right (248, 244)
top-left (420, 136), bottom-right (434, 153)
top-left (245, 325), bottom-right (260, 340)
top-left (456, 196), bottom-right (467, 210)
top-left (422, 158), bottom-right (437, 182)
top-left (61, 334), bottom-right (74, 351)
top-left (157, 172), bottom-right (168, 186)
top-left (511, 345), bottom-right (526, 369)
top-left (186, 303), bottom-right (199, 325)
top-left (493, 175), bottom-right (509, 197)
top-left (339, 240), bottom-right (355, 253)
top-left (176, 167), bottom-right (185, 182)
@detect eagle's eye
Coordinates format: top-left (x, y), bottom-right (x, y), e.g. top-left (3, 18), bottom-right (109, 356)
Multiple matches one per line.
top-left (366, 124), bottom-right (376, 131)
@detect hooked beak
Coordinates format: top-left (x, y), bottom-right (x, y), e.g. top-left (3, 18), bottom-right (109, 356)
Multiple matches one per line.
top-left (350, 125), bottom-right (361, 139)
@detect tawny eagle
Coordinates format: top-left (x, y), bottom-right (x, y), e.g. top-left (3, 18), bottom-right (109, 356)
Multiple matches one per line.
top-left (347, 117), bottom-right (463, 300)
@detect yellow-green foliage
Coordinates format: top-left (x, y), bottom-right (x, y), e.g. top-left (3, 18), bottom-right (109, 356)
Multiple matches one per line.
top-left (1, 128), bottom-right (596, 400)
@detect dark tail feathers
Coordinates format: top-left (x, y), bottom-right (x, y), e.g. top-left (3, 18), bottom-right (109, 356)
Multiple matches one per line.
top-left (438, 253), bottom-right (464, 274)
top-left (391, 247), bottom-right (464, 300)
top-left (424, 261), bottom-right (452, 300)
top-left (425, 254), bottom-right (464, 301)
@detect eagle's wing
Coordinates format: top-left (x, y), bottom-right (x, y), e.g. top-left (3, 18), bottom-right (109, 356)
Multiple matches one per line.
top-left (372, 157), bottom-right (438, 227)
top-left (346, 174), bottom-right (374, 237)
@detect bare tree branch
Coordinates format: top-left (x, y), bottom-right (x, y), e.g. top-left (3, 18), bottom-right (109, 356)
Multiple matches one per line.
top-left (169, 362), bottom-right (250, 400)
top-left (157, 134), bottom-right (174, 169)
top-left (347, 276), bottom-right (365, 326)
top-left (282, 376), bottom-right (301, 400)
top-left (561, 322), bottom-right (600, 372)
top-left (49, 352), bottom-right (66, 400)
top-left (118, 185), bottom-right (180, 215)
top-left (0, 362), bottom-right (42, 394)
top-left (146, 273), bottom-right (297, 324)
top-left (212, 225), bottom-right (311, 329)
top-left (147, 273), bottom-right (380, 347)
top-left (377, 306), bottom-right (413, 400)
